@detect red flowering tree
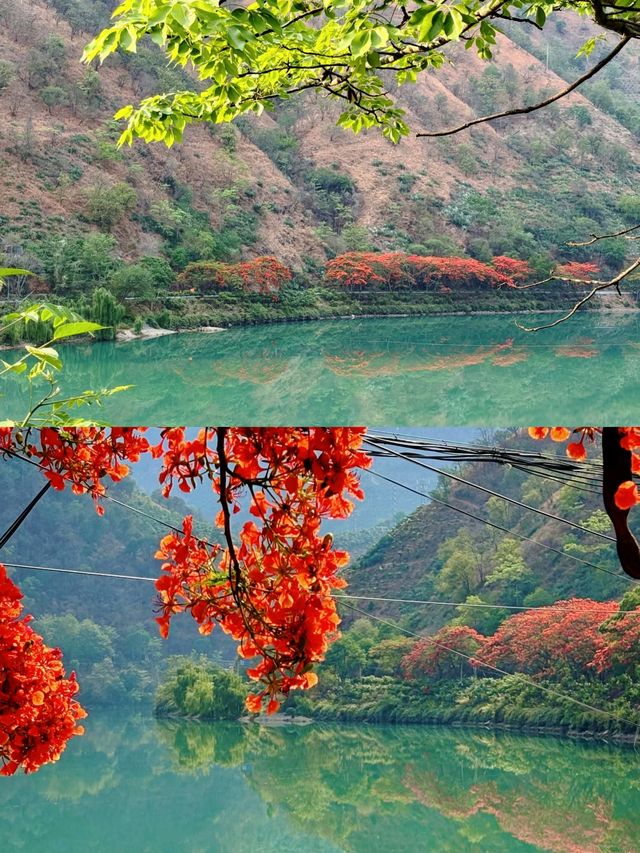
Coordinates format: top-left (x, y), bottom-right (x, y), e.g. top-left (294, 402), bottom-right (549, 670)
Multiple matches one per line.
top-left (555, 262), bottom-right (600, 279)
top-left (401, 625), bottom-right (484, 682)
top-left (405, 256), bottom-right (511, 291)
top-left (592, 610), bottom-right (640, 675)
top-left (480, 599), bottom-right (617, 680)
top-left (175, 257), bottom-right (292, 298)
top-left (325, 252), bottom-right (522, 292)
top-left (491, 256), bottom-right (532, 282)
top-left (0, 564), bottom-right (86, 776)
top-left (324, 252), bottom-right (409, 289)
top-left (0, 427), bottom-right (370, 720)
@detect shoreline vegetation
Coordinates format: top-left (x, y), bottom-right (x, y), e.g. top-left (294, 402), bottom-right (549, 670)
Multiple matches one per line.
top-left (157, 709), bottom-right (640, 745)
top-left (2, 251), bottom-right (636, 348)
top-left (2, 286), bottom-right (636, 350)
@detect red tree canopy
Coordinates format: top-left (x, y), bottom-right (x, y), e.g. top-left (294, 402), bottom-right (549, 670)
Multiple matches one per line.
top-left (324, 252), bottom-right (528, 291)
top-left (401, 625), bottom-right (484, 682)
top-left (480, 599), bottom-right (618, 679)
top-left (555, 262), bottom-right (600, 279)
top-left (174, 257), bottom-right (292, 297)
top-left (0, 564), bottom-right (86, 776)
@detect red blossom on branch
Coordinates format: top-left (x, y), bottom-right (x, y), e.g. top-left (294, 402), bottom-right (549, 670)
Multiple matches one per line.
top-left (152, 427), bottom-right (370, 713)
top-left (0, 564), bottom-right (86, 776)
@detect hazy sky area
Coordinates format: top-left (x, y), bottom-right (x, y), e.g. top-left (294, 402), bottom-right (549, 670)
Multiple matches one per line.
top-left (131, 427), bottom-right (483, 530)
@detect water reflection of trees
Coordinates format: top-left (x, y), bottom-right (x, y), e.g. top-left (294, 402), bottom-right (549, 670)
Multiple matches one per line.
top-left (157, 720), bottom-right (640, 853)
top-left (3, 716), bottom-right (640, 851)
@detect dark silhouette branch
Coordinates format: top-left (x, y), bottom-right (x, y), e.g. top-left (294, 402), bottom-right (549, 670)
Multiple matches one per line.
top-left (515, 257), bottom-right (640, 331)
top-left (567, 223), bottom-right (640, 246)
top-left (602, 427), bottom-right (640, 579)
top-left (416, 35), bottom-right (631, 138)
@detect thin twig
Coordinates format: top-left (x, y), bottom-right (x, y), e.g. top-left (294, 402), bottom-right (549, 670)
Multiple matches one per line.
top-left (516, 258), bottom-right (640, 331)
top-left (416, 35), bottom-right (631, 137)
top-left (567, 223), bottom-right (640, 247)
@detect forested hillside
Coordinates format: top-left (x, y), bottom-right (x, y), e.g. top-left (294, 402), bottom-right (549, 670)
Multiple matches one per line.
top-left (1, 0), bottom-right (639, 302)
top-left (348, 428), bottom-right (627, 633)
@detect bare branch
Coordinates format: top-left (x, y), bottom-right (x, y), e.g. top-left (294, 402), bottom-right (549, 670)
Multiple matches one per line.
top-left (416, 35), bottom-right (631, 138)
top-left (567, 223), bottom-right (640, 247)
top-left (515, 257), bottom-right (640, 332)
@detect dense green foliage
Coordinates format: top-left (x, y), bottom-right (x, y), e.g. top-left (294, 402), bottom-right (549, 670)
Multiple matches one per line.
top-left (156, 657), bottom-right (248, 719)
top-left (85, 0), bottom-right (640, 142)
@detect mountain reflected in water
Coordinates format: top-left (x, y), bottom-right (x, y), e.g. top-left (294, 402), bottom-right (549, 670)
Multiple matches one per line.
top-left (2, 313), bottom-right (640, 423)
top-left (3, 713), bottom-right (640, 852)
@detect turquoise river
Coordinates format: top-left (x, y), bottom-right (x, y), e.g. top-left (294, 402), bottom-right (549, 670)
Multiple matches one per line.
top-left (1, 713), bottom-right (639, 852)
top-left (2, 313), bottom-right (640, 423)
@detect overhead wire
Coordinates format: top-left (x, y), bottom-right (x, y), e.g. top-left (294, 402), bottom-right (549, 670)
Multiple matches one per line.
top-left (363, 436), bottom-right (617, 542)
top-left (365, 469), bottom-right (637, 586)
top-left (5, 562), bottom-right (640, 616)
top-left (341, 602), bottom-right (640, 730)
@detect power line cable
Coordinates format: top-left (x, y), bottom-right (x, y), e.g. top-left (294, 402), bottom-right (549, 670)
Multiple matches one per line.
top-left (341, 602), bottom-right (640, 730)
top-left (3, 562), bottom-right (157, 583)
top-left (5, 562), bottom-right (640, 616)
top-left (363, 437), bottom-right (616, 543)
top-left (3, 443), bottom-right (630, 591)
top-left (365, 469), bottom-right (637, 586)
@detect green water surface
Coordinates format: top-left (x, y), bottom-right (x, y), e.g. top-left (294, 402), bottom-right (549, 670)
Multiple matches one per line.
top-left (1, 713), bottom-right (639, 852)
top-left (2, 313), bottom-right (639, 424)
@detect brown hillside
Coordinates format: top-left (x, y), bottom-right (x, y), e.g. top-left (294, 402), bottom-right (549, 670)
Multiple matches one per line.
top-left (1, 2), bottom-right (638, 269)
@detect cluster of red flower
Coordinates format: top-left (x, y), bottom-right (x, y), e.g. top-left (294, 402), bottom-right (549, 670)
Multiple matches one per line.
top-left (324, 252), bottom-right (531, 290)
top-left (0, 564), bottom-right (86, 776)
top-left (174, 257), bottom-right (292, 298)
top-left (152, 427), bottom-right (370, 712)
top-left (401, 599), bottom-right (632, 683)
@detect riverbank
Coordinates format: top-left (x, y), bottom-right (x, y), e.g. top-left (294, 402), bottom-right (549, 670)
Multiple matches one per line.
top-left (123, 287), bottom-right (615, 332)
top-left (2, 286), bottom-right (636, 348)
top-left (288, 674), bottom-right (640, 742)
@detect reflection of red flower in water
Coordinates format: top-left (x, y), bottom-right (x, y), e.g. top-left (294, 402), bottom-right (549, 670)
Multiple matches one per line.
top-left (0, 565), bottom-right (86, 776)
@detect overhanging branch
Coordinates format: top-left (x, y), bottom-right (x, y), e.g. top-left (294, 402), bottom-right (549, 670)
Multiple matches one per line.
top-left (416, 35), bottom-right (630, 138)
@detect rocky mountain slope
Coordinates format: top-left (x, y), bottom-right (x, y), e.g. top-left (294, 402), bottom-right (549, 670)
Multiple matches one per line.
top-left (1, 0), bottom-right (639, 278)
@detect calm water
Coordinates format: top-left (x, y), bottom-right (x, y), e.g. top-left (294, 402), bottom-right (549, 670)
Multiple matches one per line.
top-left (2, 713), bottom-right (639, 852)
top-left (2, 313), bottom-right (640, 424)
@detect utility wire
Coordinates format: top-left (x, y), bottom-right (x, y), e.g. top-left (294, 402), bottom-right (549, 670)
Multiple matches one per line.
top-left (3, 443), bottom-right (630, 594)
top-left (0, 481), bottom-right (52, 550)
top-left (363, 437), bottom-right (616, 542)
top-left (336, 593), bottom-right (640, 613)
top-left (5, 563), bottom-right (640, 616)
top-left (366, 470), bottom-right (637, 586)
top-left (341, 602), bottom-right (640, 730)
top-left (3, 562), bottom-right (156, 583)
top-left (367, 431), bottom-right (605, 474)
